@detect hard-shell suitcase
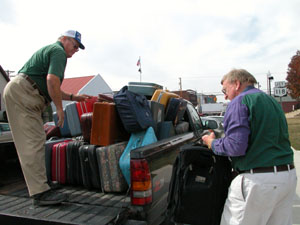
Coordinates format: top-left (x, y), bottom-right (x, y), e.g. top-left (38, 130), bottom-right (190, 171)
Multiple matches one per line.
top-left (128, 82), bottom-right (163, 99)
top-left (165, 98), bottom-right (187, 125)
top-left (53, 109), bottom-right (71, 137)
top-left (148, 100), bottom-right (165, 124)
top-left (98, 93), bottom-right (114, 103)
top-left (166, 143), bottom-right (232, 225)
top-left (66, 140), bottom-right (85, 185)
top-left (65, 102), bottom-right (82, 137)
top-left (51, 141), bottom-right (73, 184)
top-left (157, 121), bottom-right (175, 140)
top-left (45, 137), bottom-right (72, 184)
top-left (175, 121), bottom-right (190, 135)
top-left (114, 86), bottom-right (155, 133)
top-left (44, 122), bottom-right (61, 140)
top-left (90, 102), bottom-right (129, 146)
top-left (79, 144), bottom-right (101, 189)
top-left (151, 89), bottom-right (179, 111)
top-left (119, 127), bottom-right (157, 185)
top-left (76, 96), bottom-right (98, 120)
top-left (80, 112), bottom-right (93, 143)
top-left (96, 141), bottom-right (129, 192)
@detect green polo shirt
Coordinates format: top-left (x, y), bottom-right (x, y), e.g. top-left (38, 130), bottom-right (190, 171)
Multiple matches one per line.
top-left (19, 41), bottom-right (67, 101)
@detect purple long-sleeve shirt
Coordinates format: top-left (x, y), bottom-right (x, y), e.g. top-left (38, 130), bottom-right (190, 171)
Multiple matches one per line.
top-left (211, 87), bottom-right (255, 156)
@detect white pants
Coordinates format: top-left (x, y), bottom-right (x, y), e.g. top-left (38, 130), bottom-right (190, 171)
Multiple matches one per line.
top-left (221, 169), bottom-right (297, 225)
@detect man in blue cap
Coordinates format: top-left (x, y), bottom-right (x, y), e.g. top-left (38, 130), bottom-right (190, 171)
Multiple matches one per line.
top-left (3, 30), bottom-right (90, 206)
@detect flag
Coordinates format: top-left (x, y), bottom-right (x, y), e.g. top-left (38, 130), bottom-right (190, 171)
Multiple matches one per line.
top-left (137, 58), bottom-right (140, 66)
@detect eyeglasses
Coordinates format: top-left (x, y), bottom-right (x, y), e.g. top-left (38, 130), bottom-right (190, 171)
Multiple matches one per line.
top-left (68, 38), bottom-right (79, 50)
top-left (221, 88), bottom-right (227, 95)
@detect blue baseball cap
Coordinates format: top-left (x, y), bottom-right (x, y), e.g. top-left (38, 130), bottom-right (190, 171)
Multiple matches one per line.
top-left (62, 30), bottom-right (85, 49)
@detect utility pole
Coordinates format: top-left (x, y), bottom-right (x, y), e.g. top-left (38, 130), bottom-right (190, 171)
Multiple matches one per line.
top-left (267, 71), bottom-right (274, 96)
top-left (179, 77), bottom-right (182, 97)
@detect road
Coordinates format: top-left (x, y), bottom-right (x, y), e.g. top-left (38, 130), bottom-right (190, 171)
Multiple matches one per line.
top-left (293, 148), bottom-right (300, 225)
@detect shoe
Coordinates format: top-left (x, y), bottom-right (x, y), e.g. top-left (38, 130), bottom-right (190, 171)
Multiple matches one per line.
top-left (32, 189), bottom-right (67, 206)
top-left (48, 181), bottom-right (62, 190)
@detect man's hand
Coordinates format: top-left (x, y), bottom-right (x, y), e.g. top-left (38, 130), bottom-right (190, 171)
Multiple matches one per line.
top-left (56, 108), bottom-right (64, 128)
top-left (202, 131), bottom-right (216, 149)
top-left (73, 94), bottom-right (93, 102)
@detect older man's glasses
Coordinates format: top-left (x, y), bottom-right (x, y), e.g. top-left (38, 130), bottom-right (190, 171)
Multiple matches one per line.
top-left (222, 88), bottom-right (227, 95)
top-left (68, 38), bottom-right (79, 50)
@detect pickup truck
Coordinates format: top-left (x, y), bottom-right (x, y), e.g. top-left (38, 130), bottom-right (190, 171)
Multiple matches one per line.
top-left (0, 101), bottom-right (217, 225)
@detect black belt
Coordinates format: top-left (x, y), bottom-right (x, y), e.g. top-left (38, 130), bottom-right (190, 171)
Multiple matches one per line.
top-left (19, 73), bottom-right (50, 104)
top-left (238, 164), bottom-right (295, 174)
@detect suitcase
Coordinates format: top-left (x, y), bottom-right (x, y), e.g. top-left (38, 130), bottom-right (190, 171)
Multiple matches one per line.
top-left (76, 96), bottom-right (98, 120)
top-left (148, 100), bottom-right (165, 124)
top-left (96, 141), bottom-right (129, 192)
top-left (175, 121), bottom-right (190, 135)
top-left (90, 102), bottom-right (129, 146)
top-left (151, 89), bottom-right (179, 111)
top-left (98, 93), bottom-right (114, 103)
top-left (79, 144), bottom-right (101, 189)
top-left (53, 109), bottom-right (71, 137)
top-left (65, 102), bottom-right (82, 137)
top-left (51, 141), bottom-right (73, 184)
top-left (128, 82), bottom-right (163, 99)
top-left (157, 121), bottom-right (175, 140)
top-left (119, 127), bottom-right (157, 185)
top-left (66, 140), bottom-right (86, 185)
top-left (165, 98), bottom-right (187, 125)
top-left (114, 86), bottom-right (156, 133)
top-left (166, 143), bottom-right (232, 225)
top-left (80, 112), bottom-right (93, 143)
top-left (44, 122), bottom-right (61, 140)
top-left (45, 137), bottom-right (72, 184)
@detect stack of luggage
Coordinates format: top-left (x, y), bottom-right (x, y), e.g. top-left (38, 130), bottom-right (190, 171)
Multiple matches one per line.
top-left (45, 82), bottom-right (193, 193)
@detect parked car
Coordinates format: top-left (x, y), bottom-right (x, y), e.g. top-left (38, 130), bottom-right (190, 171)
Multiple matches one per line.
top-left (0, 122), bottom-right (13, 144)
top-left (201, 116), bottom-right (225, 138)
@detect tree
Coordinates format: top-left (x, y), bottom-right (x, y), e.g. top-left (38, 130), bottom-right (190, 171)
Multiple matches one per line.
top-left (286, 50), bottom-right (300, 99)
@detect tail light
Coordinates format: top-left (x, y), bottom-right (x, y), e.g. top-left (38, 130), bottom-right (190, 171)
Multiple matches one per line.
top-left (130, 159), bottom-right (152, 205)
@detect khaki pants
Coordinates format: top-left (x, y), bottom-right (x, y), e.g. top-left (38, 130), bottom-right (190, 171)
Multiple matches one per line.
top-left (3, 75), bottom-right (50, 196)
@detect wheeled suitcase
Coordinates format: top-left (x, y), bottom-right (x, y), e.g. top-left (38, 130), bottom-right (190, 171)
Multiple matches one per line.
top-left (66, 140), bottom-right (85, 185)
top-left (79, 144), bottom-right (101, 189)
top-left (45, 137), bottom-right (72, 184)
top-left (76, 96), bottom-right (98, 120)
top-left (96, 141), bottom-right (129, 192)
top-left (151, 89), bottom-right (179, 111)
top-left (53, 109), bottom-right (72, 137)
top-left (65, 102), bottom-right (82, 137)
top-left (119, 127), bottom-right (157, 185)
top-left (128, 82), bottom-right (163, 99)
top-left (165, 98), bottom-right (187, 125)
top-left (90, 102), bottom-right (129, 146)
top-left (51, 141), bottom-right (73, 184)
top-left (157, 121), bottom-right (175, 140)
top-left (80, 112), bottom-right (93, 143)
top-left (44, 122), bottom-right (61, 140)
top-left (114, 86), bottom-right (156, 133)
top-left (166, 143), bottom-right (232, 225)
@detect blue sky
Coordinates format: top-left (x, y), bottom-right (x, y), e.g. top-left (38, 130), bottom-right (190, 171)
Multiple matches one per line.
top-left (1, 0), bottom-right (300, 102)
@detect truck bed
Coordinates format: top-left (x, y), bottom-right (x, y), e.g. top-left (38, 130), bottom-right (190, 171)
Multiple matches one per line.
top-left (0, 155), bottom-right (137, 225)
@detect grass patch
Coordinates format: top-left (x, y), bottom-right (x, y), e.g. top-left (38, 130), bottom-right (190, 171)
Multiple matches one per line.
top-left (287, 116), bottom-right (300, 150)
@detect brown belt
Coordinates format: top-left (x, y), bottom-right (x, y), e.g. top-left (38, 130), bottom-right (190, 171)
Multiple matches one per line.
top-left (19, 73), bottom-right (50, 104)
top-left (238, 164), bottom-right (294, 174)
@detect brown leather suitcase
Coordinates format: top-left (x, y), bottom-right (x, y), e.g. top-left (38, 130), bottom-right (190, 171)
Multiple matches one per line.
top-left (80, 112), bottom-right (93, 143)
top-left (90, 102), bottom-right (129, 146)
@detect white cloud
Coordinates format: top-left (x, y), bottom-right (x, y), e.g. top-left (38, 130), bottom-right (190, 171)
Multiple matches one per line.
top-left (1, 0), bottom-right (300, 102)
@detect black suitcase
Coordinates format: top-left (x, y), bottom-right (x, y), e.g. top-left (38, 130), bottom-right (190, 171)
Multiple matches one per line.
top-left (165, 98), bottom-right (187, 125)
top-left (66, 141), bottom-right (85, 185)
top-left (113, 86), bottom-right (155, 133)
top-left (79, 144), bottom-right (102, 190)
top-left (166, 143), bottom-right (232, 225)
